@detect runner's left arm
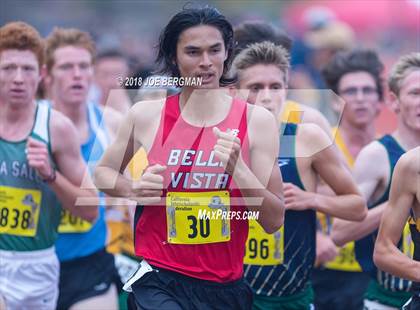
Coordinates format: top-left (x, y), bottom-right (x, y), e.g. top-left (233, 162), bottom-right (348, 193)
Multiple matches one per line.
top-left (47, 111), bottom-right (98, 221)
top-left (214, 105), bottom-right (284, 234)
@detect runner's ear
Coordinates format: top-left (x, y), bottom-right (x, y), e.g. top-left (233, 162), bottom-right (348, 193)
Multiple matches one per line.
top-left (330, 93), bottom-right (344, 114)
top-left (388, 91), bottom-right (400, 113)
top-left (41, 64), bottom-right (52, 88)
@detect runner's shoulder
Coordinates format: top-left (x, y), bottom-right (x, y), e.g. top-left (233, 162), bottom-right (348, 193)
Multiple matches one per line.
top-left (360, 140), bottom-right (389, 161)
top-left (295, 102), bottom-right (332, 136)
top-left (98, 105), bottom-right (124, 136)
top-left (397, 147), bottom-right (419, 175)
top-left (297, 123), bottom-right (329, 143)
top-left (245, 104), bottom-right (278, 150)
top-left (296, 123), bottom-right (331, 156)
top-left (130, 98), bottom-right (165, 127)
top-left (49, 108), bottom-right (78, 136)
top-left (246, 103), bottom-right (276, 126)
top-left (48, 108), bottom-right (79, 152)
top-left (356, 140), bottom-right (389, 176)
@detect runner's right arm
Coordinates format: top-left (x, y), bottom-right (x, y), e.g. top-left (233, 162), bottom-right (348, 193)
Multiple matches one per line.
top-left (100, 105), bottom-right (124, 141)
top-left (332, 142), bottom-right (388, 246)
top-left (94, 106), bottom-right (138, 198)
top-left (94, 101), bottom-right (164, 203)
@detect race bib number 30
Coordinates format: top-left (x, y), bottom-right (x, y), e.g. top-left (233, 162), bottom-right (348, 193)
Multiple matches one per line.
top-left (58, 209), bottom-right (92, 233)
top-left (166, 191), bottom-right (230, 244)
top-left (244, 219), bottom-right (284, 266)
top-left (0, 186), bottom-right (41, 237)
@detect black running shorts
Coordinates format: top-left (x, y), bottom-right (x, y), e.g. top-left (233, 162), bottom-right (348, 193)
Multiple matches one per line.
top-left (128, 264), bottom-right (253, 310)
top-left (57, 248), bottom-right (120, 310)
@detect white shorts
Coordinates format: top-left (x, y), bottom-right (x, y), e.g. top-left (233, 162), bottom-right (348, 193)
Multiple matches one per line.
top-left (0, 247), bottom-right (59, 310)
top-left (363, 299), bottom-right (399, 310)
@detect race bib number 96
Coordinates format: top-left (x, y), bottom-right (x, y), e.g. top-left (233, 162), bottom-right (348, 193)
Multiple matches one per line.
top-left (0, 186), bottom-right (41, 237)
top-left (244, 219), bottom-right (284, 266)
top-left (166, 191), bottom-right (230, 244)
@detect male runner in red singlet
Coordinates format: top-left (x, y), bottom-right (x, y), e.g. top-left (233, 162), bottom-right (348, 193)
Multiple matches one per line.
top-left (94, 7), bottom-right (284, 310)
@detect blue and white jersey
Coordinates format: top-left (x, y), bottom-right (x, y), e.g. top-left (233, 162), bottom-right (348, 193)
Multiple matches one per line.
top-left (53, 102), bottom-right (110, 261)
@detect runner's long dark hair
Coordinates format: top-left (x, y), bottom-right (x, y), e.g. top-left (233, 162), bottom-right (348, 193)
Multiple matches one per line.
top-left (156, 6), bottom-right (236, 86)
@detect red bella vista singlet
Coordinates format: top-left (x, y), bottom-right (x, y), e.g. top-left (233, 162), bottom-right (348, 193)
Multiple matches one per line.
top-left (134, 94), bottom-right (250, 282)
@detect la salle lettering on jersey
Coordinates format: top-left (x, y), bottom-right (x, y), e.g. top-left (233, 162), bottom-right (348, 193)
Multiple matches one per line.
top-left (167, 149), bottom-right (229, 189)
top-left (0, 160), bottom-right (41, 182)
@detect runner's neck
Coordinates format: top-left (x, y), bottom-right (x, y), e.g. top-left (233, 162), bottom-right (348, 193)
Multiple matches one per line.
top-left (0, 101), bottom-right (36, 140)
top-left (339, 120), bottom-right (375, 156)
top-left (393, 126), bottom-right (420, 151)
top-left (53, 99), bottom-right (90, 144)
top-left (178, 88), bottom-right (232, 127)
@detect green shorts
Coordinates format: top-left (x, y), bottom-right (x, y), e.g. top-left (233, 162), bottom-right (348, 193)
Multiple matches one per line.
top-left (253, 286), bottom-right (314, 310)
top-left (365, 279), bottom-right (411, 308)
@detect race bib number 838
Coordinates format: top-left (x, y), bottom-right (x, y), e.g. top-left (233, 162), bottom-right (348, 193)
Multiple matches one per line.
top-left (0, 186), bottom-right (41, 237)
